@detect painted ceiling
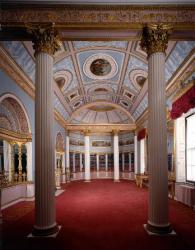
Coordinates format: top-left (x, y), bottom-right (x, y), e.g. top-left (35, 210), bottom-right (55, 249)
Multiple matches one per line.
top-left (1, 40), bottom-right (195, 124)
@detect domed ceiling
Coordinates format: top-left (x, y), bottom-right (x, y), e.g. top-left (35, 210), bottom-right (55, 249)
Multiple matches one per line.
top-left (1, 40), bottom-right (195, 124)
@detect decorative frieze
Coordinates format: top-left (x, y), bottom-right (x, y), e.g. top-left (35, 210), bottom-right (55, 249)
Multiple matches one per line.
top-left (1, 7), bottom-right (195, 25)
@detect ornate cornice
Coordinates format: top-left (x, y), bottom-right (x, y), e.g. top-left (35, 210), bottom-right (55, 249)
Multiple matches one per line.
top-left (2, 4), bottom-right (195, 11)
top-left (1, 5), bottom-right (195, 22)
top-left (0, 46), bottom-right (35, 99)
top-left (0, 127), bottom-right (32, 143)
top-left (166, 50), bottom-right (195, 98)
top-left (66, 124), bottom-right (136, 133)
top-left (172, 80), bottom-right (195, 103)
top-left (26, 24), bottom-right (61, 57)
top-left (54, 110), bottom-right (68, 127)
top-left (140, 24), bottom-right (172, 57)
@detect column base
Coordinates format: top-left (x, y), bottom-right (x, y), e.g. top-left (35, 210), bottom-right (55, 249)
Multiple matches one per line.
top-left (30, 224), bottom-right (60, 237)
top-left (144, 223), bottom-right (174, 235)
top-left (114, 179), bottom-right (120, 182)
top-left (84, 180), bottom-right (91, 182)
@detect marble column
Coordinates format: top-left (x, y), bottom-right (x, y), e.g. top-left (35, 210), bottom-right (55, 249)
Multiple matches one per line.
top-left (113, 131), bottom-right (119, 182)
top-left (66, 132), bottom-right (70, 171)
top-left (84, 132), bottom-right (90, 181)
top-left (79, 153), bottom-right (83, 172)
top-left (96, 154), bottom-right (99, 172)
top-left (3, 141), bottom-right (9, 173)
top-left (10, 143), bottom-right (15, 182)
top-left (73, 153), bottom-right (76, 173)
top-left (122, 153), bottom-right (125, 172)
top-left (26, 141), bottom-right (33, 182)
top-left (134, 135), bottom-right (138, 174)
top-left (105, 154), bottom-right (108, 172)
top-left (18, 144), bottom-right (23, 182)
top-left (61, 153), bottom-right (66, 183)
top-left (28, 25), bottom-right (60, 236)
top-left (129, 153), bottom-right (132, 172)
top-left (65, 132), bottom-right (70, 182)
top-left (141, 24), bottom-right (172, 234)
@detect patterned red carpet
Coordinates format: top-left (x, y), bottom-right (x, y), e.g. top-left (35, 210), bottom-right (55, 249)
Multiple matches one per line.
top-left (2, 180), bottom-right (195, 250)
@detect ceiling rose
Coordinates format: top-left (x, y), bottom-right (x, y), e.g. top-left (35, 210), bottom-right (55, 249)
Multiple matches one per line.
top-left (83, 54), bottom-right (118, 80)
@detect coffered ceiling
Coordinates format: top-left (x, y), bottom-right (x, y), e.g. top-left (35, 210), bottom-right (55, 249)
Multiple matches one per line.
top-left (1, 39), bottom-right (195, 125)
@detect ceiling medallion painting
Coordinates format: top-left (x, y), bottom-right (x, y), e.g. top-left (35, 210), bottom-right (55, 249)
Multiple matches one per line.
top-left (90, 58), bottom-right (111, 76)
top-left (83, 54), bottom-right (118, 80)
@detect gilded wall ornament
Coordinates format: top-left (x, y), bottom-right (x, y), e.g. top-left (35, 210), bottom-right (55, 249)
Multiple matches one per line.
top-left (140, 24), bottom-right (172, 57)
top-left (26, 24), bottom-right (60, 57)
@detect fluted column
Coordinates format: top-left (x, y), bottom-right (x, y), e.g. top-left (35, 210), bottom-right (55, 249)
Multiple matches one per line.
top-left (66, 132), bottom-right (70, 170)
top-left (113, 131), bottom-right (119, 182)
top-left (134, 135), bottom-right (138, 174)
top-left (26, 141), bottom-right (33, 182)
top-left (79, 153), bottom-right (83, 172)
top-left (61, 153), bottom-right (66, 183)
top-left (10, 143), bottom-right (15, 182)
top-left (129, 153), bottom-right (132, 172)
top-left (141, 24), bottom-right (172, 234)
top-left (3, 141), bottom-right (9, 173)
top-left (73, 153), bottom-right (76, 172)
top-left (96, 154), bottom-right (99, 172)
top-left (122, 153), bottom-right (125, 172)
top-left (28, 24), bottom-right (60, 236)
top-left (18, 143), bottom-right (23, 182)
top-left (84, 132), bottom-right (90, 181)
top-left (105, 154), bottom-right (108, 172)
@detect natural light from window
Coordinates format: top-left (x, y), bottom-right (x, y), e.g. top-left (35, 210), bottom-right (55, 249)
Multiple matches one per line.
top-left (186, 114), bottom-right (195, 182)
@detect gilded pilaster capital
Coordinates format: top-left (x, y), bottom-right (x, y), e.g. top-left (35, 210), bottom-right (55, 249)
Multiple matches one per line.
top-left (83, 130), bottom-right (91, 136)
top-left (26, 23), bottom-right (60, 57)
top-left (140, 23), bottom-right (172, 57)
top-left (112, 129), bottom-right (119, 136)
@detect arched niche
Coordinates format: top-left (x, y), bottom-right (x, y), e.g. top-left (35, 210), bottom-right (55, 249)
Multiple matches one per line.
top-left (56, 132), bottom-right (64, 153)
top-left (0, 93), bottom-right (31, 135)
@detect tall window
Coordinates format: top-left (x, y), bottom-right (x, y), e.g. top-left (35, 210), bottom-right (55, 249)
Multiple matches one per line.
top-left (186, 114), bottom-right (195, 182)
top-left (140, 139), bottom-right (145, 174)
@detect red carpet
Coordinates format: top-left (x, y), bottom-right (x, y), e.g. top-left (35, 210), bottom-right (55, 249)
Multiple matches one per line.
top-left (2, 180), bottom-right (195, 250)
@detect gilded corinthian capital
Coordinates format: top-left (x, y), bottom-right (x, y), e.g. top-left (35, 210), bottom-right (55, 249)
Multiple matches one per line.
top-left (26, 23), bottom-right (60, 57)
top-left (140, 24), bottom-right (172, 57)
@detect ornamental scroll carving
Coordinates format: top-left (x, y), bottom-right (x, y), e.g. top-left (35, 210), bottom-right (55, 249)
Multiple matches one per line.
top-left (140, 24), bottom-right (172, 57)
top-left (1, 8), bottom-right (195, 24)
top-left (26, 24), bottom-right (60, 57)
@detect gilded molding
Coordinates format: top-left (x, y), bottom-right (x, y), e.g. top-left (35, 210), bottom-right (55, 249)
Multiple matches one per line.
top-left (0, 128), bottom-right (32, 143)
top-left (26, 24), bottom-right (61, 57)
top-left (140, 24), bottom-right (172, 56)
top-left (166, 51), bottom-right (195, 98)
top-left (172, 80), bottom-right (195, 103)
top-left (1, 7), bottom-right (195, 25)
top-left (0, 46), bottom-right (35, 99)
top-left (66, 124), bottom-right (136, 133)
